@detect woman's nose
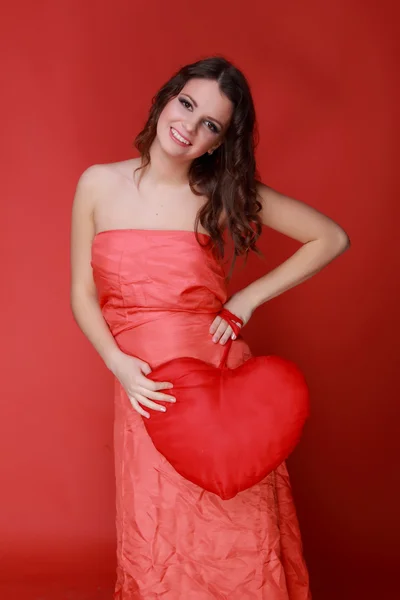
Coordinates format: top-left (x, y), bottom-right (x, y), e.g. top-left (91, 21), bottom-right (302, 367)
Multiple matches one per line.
top-left (182, 118), bottom-right (196, 134)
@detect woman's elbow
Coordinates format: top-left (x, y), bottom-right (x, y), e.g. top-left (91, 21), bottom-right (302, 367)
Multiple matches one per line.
top-left (337, 227), bottom-right (351, 252)
top-left (70, 284), bottom-right (97, 314)
top-left (328, 225), bottom-right (351, 258)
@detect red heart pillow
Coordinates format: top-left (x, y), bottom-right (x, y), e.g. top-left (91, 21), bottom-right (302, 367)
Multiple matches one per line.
top-left (145, 310), bottom-right (310, 500)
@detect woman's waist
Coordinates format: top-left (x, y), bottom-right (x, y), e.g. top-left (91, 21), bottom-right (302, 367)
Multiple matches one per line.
top-left (113, 310), bottom-right (251, 369)
top-left (112, 309), bottom-right (218, 335)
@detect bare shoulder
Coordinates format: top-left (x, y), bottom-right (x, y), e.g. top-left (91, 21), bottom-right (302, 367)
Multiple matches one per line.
top-left (255, 181), bottom-right (301, 220)
top-left (99, 157), bottom-right (141, 181)
top-left (73, 158), bottom-right (140, 217)
top-left (255, 180), bottom-right (298, 206)
top-left (76, 158), bottom-right (138, 195)
top-left (73, 163), bottom-right (112, 209)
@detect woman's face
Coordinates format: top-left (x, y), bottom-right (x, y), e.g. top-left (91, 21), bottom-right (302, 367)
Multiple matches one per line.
top-left (156, 78), bottom-right (234, 161)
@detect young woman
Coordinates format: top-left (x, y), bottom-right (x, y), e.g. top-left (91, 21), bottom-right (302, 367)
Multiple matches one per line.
top-left (70, 56), bottom-right (349, 599)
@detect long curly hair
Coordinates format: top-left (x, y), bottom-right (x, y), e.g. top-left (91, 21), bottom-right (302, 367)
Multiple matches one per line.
top-left (134, 56), bottom-right (262, 261)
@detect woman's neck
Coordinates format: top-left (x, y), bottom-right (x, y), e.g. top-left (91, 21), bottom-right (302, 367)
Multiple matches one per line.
top-left (140, 138), bottom-right (191, 188)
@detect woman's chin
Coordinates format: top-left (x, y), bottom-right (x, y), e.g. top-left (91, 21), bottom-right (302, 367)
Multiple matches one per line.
top-left (154, 133), bottom-right (204, 162)
top-left (161, 139), bottom-right (194, 160)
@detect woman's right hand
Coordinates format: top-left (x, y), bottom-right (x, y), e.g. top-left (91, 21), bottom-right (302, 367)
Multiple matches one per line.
top-left (110, 351), bottom-right (175, 419)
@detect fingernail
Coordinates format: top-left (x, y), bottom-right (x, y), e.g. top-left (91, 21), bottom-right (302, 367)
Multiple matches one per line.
top-left (213, 337), bottom-right (218, 343)
top-left (161, 407), bottom-right (166, 412)
top-left (232, 334), bottom-right (236, 340)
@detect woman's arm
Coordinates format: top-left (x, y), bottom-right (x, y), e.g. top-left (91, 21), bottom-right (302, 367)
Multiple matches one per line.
top-left (244, 183), bottom-right (350, 309)
top-left (70, 166), bottom-right (123, 372)
top-left (70, 166), bottom-right (175, 418)
top-left (210, 183), bottom-right (350, 344)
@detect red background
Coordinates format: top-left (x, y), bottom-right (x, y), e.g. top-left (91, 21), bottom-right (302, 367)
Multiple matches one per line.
top-left (1, 1), bottom-right (398, 598)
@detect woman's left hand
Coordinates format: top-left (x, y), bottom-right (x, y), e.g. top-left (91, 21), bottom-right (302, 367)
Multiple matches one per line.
top-left (209, 291), bottom-right (254, 345)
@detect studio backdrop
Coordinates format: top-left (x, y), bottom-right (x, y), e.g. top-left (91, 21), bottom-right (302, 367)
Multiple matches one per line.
top-left (1, 1), bottom-right (398, 599)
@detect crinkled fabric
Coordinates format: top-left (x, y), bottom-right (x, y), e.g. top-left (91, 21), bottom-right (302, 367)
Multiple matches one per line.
top-left (91, 229), bottom-right (311, 599)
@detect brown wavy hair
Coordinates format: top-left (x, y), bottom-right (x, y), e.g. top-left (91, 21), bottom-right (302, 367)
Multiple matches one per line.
top-left (134, 56), bottom-right (262, 261)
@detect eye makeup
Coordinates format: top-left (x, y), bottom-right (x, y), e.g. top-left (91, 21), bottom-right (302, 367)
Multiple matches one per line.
top-left (178, 95), bottom-right (222, 134)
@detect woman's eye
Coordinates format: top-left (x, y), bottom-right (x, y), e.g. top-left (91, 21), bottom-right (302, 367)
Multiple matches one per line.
top-left (205, 121), bottom-right (219, 134)
top-left (179, 98), bottom-right (192, 110)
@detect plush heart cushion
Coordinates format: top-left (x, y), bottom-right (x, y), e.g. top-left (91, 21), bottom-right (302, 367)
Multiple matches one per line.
top-left (145, 345), bottom-right (310, 500)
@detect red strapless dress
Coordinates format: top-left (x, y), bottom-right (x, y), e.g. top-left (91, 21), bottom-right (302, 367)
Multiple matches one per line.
top-left (91, 229), bottom-right (311, 600)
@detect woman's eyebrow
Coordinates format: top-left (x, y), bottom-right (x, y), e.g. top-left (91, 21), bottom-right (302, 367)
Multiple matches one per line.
top-left (182, 94), bottom-right (223, 129)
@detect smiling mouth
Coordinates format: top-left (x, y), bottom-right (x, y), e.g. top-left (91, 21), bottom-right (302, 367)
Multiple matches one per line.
top-left (170, 127), bottom-right (191, 146)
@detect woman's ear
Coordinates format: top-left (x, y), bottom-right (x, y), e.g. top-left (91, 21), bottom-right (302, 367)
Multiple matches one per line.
top-left (208, 141), bottom-right (223, 155)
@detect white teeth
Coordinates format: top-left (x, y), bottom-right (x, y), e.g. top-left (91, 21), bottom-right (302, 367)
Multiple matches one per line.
top-left (171, 128), bottom-right (190, 145)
